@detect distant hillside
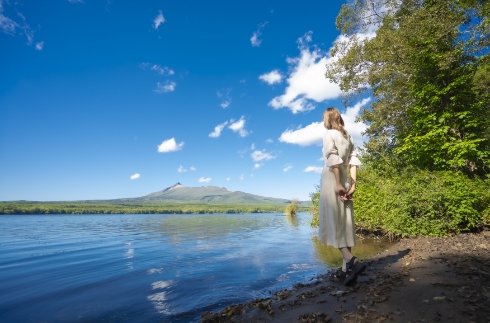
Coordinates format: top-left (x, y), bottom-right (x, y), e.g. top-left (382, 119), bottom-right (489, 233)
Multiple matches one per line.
top-left (132, 183), bottom-right (305, 206)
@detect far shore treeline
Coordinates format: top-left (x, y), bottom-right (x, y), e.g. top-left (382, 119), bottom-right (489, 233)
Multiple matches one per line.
top-left (0, 202), bottom-right (310, 215)
top-left (311, 0), bottom-right (490, 238)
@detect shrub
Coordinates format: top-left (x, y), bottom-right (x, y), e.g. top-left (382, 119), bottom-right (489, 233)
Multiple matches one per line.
top-left (310, 167), bottom-right (490, 238)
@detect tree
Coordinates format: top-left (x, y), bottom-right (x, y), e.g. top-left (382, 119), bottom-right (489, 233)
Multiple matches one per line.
top-left (285, 199), bottom-right (299, 216)
top-left (326, 0), bottom-right (490, 176)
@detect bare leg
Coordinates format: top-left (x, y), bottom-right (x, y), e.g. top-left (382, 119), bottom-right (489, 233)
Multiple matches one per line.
top-left (339, 247), bottom-right (355, 272)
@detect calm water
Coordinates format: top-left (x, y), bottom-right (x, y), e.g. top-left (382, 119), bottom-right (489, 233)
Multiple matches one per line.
top-left (0, 213), bottom-right (394, 323)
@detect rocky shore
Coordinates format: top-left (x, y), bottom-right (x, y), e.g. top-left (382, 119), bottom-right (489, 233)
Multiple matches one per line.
top-left (201, 229), bottom-right (490, 323)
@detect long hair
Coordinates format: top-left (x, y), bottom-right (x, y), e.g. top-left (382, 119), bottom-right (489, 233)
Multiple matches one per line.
top-left (323, 107), bottom-right (347, 138)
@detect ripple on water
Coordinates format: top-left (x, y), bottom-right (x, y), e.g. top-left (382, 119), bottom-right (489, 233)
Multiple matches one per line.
top-left (0, 213), bottom-right (396, 323)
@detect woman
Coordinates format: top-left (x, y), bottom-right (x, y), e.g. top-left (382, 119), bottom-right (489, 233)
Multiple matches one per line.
top-left (319, 107), bottom-right (366, 286)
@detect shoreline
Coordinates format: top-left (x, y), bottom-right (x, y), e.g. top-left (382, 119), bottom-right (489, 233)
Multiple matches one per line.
top-left (202, 230), bottom-right (490, 322)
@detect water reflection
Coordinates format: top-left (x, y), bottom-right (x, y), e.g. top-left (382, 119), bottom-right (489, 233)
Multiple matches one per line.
top-left (0, 213), bottom-right (397, 323)
top-left (312, 236), bottom-right (394, 267)
top-left (285, 215), bottom-right (299, 227)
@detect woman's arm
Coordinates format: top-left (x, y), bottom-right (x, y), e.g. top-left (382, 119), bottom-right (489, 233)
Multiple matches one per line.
top-left (332, 166), bottom-right (347, 201)
top-left (346, 165), bottom-right (357, 200)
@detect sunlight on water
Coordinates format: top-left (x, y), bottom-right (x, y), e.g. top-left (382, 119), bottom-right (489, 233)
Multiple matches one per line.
top-left (0, 213), bottom-right (395, 323)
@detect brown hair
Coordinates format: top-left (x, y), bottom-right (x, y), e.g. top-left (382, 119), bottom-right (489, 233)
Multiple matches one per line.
top-left (323, 107), bottom-right (347, 138)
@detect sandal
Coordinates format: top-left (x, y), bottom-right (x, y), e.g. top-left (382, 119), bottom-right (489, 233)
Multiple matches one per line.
top-left (328, 268), bottom-right (357, 283)
top-left (343, 256), bottom-right (366, 286)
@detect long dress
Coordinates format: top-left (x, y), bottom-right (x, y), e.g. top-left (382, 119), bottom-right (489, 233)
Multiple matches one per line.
top-left (319, 129), bottom-right (362, 248)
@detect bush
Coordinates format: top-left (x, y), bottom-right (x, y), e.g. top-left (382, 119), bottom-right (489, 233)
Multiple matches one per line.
top-left (310, 167), bottom-right (490, 238)
top-left (285, 199), bottom-right (299, 216)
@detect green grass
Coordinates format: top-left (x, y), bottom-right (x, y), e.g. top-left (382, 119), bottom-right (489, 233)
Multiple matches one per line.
top-left (0, 201), bottom-right (309, 215)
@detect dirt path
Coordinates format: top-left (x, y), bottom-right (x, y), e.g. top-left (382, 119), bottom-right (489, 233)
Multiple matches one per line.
top-left (201, 230), bottom-right (490, 323)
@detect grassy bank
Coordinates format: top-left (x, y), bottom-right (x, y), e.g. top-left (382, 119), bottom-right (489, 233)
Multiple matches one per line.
top-left (0, 202), bottom-right (309, 215)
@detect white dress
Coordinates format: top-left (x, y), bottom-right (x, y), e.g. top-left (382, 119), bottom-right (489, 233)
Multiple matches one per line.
top-left (319, 129), bottom-right (362, 248)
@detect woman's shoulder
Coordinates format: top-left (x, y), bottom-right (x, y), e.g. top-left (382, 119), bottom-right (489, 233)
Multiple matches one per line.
top-left (327, 129), bottom-right (351, 139)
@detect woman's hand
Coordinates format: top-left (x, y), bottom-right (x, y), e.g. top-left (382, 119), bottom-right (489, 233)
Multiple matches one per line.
top-left (346, 180), bottom-right (356, 200)
top-left (337, 184), bottom-right (347, 201)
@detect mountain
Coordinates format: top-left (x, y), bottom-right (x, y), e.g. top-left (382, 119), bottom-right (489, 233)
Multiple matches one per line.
top-left (129, 182), bottom-right (304, 205)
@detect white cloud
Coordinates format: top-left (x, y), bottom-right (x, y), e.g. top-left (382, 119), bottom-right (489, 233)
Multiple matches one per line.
top-left (155, 81), bottom-right (176, 93)
top-left (0, 1), bottom-right (33, 45)
top-left (279, 122), bottom-right (324, 146)
top-left (283, 165), bottom-right (293, 172)
top-left (217, 89), bottom-right (232, 108)
top-left (226, 177), bottom-right (230, 181)
top-left (67, 0), bottom-right (84, 3)
top-left (153, 10), bottom-right (165, 30)
top-left (139, 62), bottom-right (150, 69)
top-left (190, 166), bottom-right (196, 171)
top-left (304, 166), bottom-right (322, 173)
top-left (251, 150), bottom-right (276, 162)
top-left (130, 173), bottom-right (140, 180)
top-left (239, 174), bottom-right (245, 180)
top-left (177, 165), bottom-right (187, 173)
top-left (268, 31), bottom-right (342, 114)
top-left (254, 163), bottom-right (262, 169)
top-left (259, 69), bottom-right (283, 85)
top-left (0, 9), bottom-right (17, 35)
top-left (250, 21), bottom-right (268, 47)
top-left (220, 100), bottom-right (231, 109)
top-left (228, 116), bottom-right (249, 137)
top-left (198, 177), bottom-right (212, 183)
top-left (340, 98), bottom-right (370, 148)
top-left (265, 139), bottom-right (273, 144)
top-left (278, 98), bottom-right (370, 148)
top-left (209, 121), bottom-right (228, 138)
top-left (157, 138), bottom-right (184, 153)
top-left (250, 143), bottom-right (255, 150)
top-left (35, 41), bottom-right (43, 50)
top-left (151, 65), bottom-right (174, 75)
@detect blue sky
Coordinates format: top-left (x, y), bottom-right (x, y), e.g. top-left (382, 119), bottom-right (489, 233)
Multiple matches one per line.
top-left (0, 0), bottom-right (369, 201)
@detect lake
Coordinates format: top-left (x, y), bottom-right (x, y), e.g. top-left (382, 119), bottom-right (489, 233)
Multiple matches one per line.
top-left (0, 213), bottom-right (394, 322)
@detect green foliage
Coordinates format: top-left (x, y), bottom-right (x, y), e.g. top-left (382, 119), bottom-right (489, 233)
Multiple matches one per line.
top-left (0, 202), bottom-right (304, 215)
top-left (309, 185), bottom-right (320, 227)
top-left (326, 0), bottom-right (490, 176)
top-left (285, 199), bottom-right (300, 216)
top-left (309, 166), bottom-right (490, 237)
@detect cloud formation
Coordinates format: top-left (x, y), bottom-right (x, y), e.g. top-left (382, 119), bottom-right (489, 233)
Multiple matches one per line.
top-left (155, 81), bottom-right (176, 93)
top-left (283, 164), bottom-right (293, 172)
top-left (151, 64), bottom-right (174, 75)
top-left (278, 98), bottom-right (370, 148)
top-left (0, 1), bottom-right (34, 45)
top-left (35, 41), bottom-right (43, 50)
top-left (190, 166), bottom-right (196, 171)
top-left (177, 165), bottom-right (187, 173)
top-left (304, 166), bottom-right (322, 173)
top-left (251, 150), bottom-right (275, 162)
top-left (228, 116), bottom-right (249, 137)
top-left (209, 121), bottom-right (228, 138)
top-left (250, 21), bottom-right (268, 47)
top-left (259, 69), bottom-right (283, 85)
top-left (198, 177), bottom-right (212, 183)
top-left (268, 31), bottom-right (341, 114)
top-left (239, 174), bottom-right (245, 180)
top-left (279, 122), bottom-right (324, 147)
top-left (157, 138), bottom-right (184, 153)
top-left (153, 10), bottom-right (165, 30)
top-left (130, 173), bottom-right (140, 180)
top-left (217, 89), bottom-right (232, 108)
